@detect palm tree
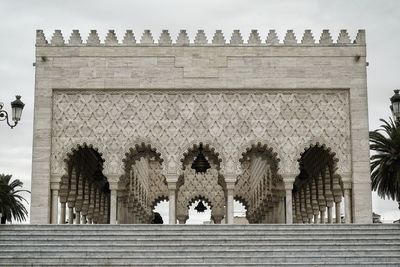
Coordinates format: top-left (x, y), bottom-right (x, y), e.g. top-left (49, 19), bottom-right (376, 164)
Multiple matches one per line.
top-left (370, 118), bottom-right (400, 209)
top-left (0, 174), bottom-right (30, 224)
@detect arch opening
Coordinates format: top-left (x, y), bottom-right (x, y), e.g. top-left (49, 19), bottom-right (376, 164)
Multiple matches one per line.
top-left (186, 198), bottom-right (212, 224)
top-left (176, 143), bottom-right (226, 224)
top-left (235, 142), bottom-right (285, 224)
top-left (117, 142), bottom-right (168, 224)
top-left (152, 199), bottom-right (169, 224)
top-left (292, 143), bottom-right (345, 224)
top-left (233, 199), bottom-right (249, 224)
top-left (58, 143), bottom-right (110, 224)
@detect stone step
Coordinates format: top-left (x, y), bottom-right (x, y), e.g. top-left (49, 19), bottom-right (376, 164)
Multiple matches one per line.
top-left (2, 224), bottom-right (399, 230)
top-left (0, 263), bottom-right (398, 267)
top-left (2, 232), bottom-right (398, 239)
top-left (2, 233), bottom-right (398, 240)
top-left (3, 239), bottom-right (399, 247)
top-left (1, 255), bottom-right (399, 265)
top-left (2, 248), bottom-right (399, 257)
top-left (1, 228), bottom-right (398, 235)
top-left (1, 224), bottom-right (398, 266)
top-left (0, 238), bottom-right (400, 244)
top-left (2, 243), bottom-right (397, 250)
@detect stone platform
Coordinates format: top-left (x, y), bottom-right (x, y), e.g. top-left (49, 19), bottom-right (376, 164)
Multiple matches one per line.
top-left (0, 224), bottom-right (399, 266)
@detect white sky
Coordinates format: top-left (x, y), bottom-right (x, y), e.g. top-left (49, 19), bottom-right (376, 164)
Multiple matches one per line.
top-left (0, 0), bottom-right (399, 223)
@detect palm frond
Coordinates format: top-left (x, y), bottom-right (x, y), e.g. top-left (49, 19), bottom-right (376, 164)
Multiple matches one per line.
top-left (369, 118), bottom-right (400, 203)
top-left (0, 174), bottom-right (30, 223)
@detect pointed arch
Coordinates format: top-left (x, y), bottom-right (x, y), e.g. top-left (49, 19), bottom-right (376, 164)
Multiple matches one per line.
top-left (121, 138), bottom-right (167, 174)
top-left (122, 142), bottom-right (164, 173)
top-left (293, 142), bottom-right (345, 224)
top-left (235, 142), bottom-right (285, 224)
top-left (178, 140), bottom-right (226, 173)
top-left (60, 142), bottom-right (110, 224)
top-left (117, 141), bottom-right (168, 224)
top-left (62, 142), bottom-right (105, 175)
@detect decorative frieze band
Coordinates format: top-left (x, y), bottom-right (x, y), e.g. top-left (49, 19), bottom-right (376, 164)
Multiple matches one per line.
top-left (36, 29), bottom-right (366, 46)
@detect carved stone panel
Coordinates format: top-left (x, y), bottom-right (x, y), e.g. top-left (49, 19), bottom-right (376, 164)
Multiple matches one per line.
top-left (51, 89), bottom-right (350, 179)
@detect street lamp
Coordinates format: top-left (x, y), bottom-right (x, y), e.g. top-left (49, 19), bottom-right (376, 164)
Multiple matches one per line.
top-left (390, 89), bottom-right (400, 122)
top-left (0, 95), bottom-right (25, 129)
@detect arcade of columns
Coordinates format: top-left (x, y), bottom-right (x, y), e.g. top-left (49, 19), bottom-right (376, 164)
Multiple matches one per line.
top-left (54, 142), bottom-right (349, 225)
top-left (57, 145), bottom-right (110, 224)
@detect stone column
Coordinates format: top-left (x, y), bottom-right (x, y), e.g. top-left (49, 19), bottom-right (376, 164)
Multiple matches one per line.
top-left (110, 189), bottom-right (117, 224)
top-left (335, 202), bottom-right (341, 223)
top-left (58, 175), bottom-right (69, 225)
top-left (320, 208), bottom-right (326, 224)
top-left (344, 188), bottom-right (352, 223)
top-left (166, 173), bottom-right (179, 225)
top-left (314, 214), bottom-right (319, 224)
top-left (104, 177), bottom-right (120, 224)
top-left (68, 206), bottom-right (74, 224)
top-left (292, 200), bottom-right (297, 224)
top-left (67, 168), bottom-right (77, 224)
top-left (295, 193), bottom-right (302, 223)
top-left (51, 189), bottom-right (59, 224)
top-left (226, 191), bottom-right (234, 224)
top-left (317, 174), bottom-right (327, 224)
top-left (305, 186), bottom-right (313, 223)
top-left (225, 176), bottom-right (236, 225)
top-left (285, 188), bottom-right (293, 224)
top-left (168, 187), bottom-right (176, 225)
top-left (327, 206), bottom-right (333, 223)
top-left (300, 189), bottom-right (307, 223)
top-left (75, 211), bottom-right (81, 224)
top-left (283, 176), bottom-right (294, 224)
top-left (310, 180), bottom-right (319, 224)
top-left (285, 189), bottom-right (293, 224)
top-left (60, 202), bottom-right (66, 224)
top-left (81, 214), bottom-right (87, 224)
top-left (324, 168), bottom-right (334, 224)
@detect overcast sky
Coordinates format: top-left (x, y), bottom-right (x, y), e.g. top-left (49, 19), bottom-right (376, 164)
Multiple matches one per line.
top-left (0, 0), bottom-right (399, 223)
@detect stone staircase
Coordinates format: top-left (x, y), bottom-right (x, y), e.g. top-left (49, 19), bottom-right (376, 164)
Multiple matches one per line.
top-left (0, 224), bottom-right (399, 266)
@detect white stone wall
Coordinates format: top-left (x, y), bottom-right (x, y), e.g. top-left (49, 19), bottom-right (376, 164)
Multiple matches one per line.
top-left (31, 29), bottom-right (371, 223)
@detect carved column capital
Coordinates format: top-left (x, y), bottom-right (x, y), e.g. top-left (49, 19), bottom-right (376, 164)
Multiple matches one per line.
top-left (165, 173), bottom-right (179, 184)
top-left (104, 174), bottom-right (123, 188)
top-left (281, 173), bottom-right (296, 190)
top-left (225, 173), bottom-right (237, 190)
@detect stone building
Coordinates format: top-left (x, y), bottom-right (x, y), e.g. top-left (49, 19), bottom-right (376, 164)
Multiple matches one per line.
top-left (30, 28), bottom-right (371, 224)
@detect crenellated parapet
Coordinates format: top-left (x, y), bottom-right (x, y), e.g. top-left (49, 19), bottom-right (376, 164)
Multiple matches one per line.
top-left (36, 29), bottom-right (366, 46)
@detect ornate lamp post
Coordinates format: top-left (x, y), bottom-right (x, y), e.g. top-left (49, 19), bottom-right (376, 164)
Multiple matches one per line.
top-left (390, 89), bottom-right (400, 122)
top-left (0, 95), bottom-right (25, 129)
top-left (389, 90), bottom-right (400, 210)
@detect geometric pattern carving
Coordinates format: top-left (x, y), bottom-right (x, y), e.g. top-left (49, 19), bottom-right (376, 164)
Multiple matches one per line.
top-left (176, 168), bottom-right (225, 222)
top-left (148, 161), bottom-right (168, 208)
top-left (51, 89), bottom-right (351, 179)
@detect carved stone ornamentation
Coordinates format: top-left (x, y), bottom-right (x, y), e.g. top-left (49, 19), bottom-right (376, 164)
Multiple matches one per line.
top-left (51, 90), bottom-right (351, 178)
top-left (176, 168), bottom-right (225, 222)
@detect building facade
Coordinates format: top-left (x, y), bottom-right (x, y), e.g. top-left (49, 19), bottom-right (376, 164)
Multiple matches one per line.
top-left (31, 29), bottom-right (371, 224)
